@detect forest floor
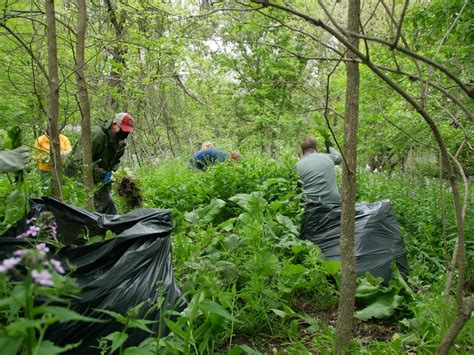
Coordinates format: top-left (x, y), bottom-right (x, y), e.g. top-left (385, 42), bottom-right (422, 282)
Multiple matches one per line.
top-left (225, 295), bottom-right (401, 353)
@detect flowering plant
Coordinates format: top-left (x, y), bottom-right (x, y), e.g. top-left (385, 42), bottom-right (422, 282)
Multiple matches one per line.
top-left (0, 212), bottom-right (95, 354)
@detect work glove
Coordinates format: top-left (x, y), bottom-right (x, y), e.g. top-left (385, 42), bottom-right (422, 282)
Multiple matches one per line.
top-left (0, 146), bottom-right (30, 174)
top-left (324, 140), bottom-right (333, 152)
top-left (103, 171), bottom-right (112, 184)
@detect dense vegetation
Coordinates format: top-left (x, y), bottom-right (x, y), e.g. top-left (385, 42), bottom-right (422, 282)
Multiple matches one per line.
top-left (0, 0), bottom-right (472, 353)
top-left (1, 157), bottom-right (473, 353)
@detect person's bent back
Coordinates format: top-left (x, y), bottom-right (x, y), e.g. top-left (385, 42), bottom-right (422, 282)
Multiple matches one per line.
top-left (295, 137), bottom-right (342, 204)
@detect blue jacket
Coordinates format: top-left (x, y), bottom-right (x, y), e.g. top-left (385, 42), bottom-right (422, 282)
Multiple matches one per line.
top-left (190, 149), bottom-right (228, 170)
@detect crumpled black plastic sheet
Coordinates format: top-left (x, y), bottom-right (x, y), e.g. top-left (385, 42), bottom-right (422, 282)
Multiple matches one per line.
top-left (0, 197), bottom-right (184, 354)
top-left (300, 200), bottom-right (408, 282)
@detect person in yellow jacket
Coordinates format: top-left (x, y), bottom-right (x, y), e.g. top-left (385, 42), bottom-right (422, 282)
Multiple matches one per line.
top-left (34, 125), bottom-right (72, 172)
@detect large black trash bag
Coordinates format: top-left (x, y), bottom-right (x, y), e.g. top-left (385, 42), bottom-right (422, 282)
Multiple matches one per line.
top-left (300, 200), bottom-right (408, 282)
top-left (0, 197), bottom-right (184, 354)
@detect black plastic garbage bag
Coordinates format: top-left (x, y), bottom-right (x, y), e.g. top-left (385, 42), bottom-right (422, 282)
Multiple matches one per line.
top-left (0, 197), bottom-right (184, 354)
top-left (300, 200), bottom-right (408, 282)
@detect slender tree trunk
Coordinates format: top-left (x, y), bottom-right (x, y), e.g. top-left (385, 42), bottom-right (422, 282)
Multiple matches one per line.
top-left (105, 0), bottom-right (126, 111)
top-left (437, 296), bottom-right (474, 354)
top-left (75, 0), bottom-right (94, 209)
top-left (45, 0), bottom-right (63, 201)
top-left (334, 0), bottom-right (360, 353)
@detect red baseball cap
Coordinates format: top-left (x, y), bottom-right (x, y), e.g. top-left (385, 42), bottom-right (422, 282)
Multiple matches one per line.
top-left (113, 113), bottom-right (134, 132)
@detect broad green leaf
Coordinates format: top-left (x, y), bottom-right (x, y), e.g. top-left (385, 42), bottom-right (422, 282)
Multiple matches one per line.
top-left (229, 192), bottom-right (266, 212)
top-left (321, 260), bottom-right (341, 275)
top-left (355, 272), bottom-right (386, 301)
top-left (0, 332), bottom-right (23, 355)
top-left (184, 198), bottom-right (226, 226)
top-left (275, 214), bottom-right (299, 235)
top-left (282, 264), bottom-right (305, 276)
top-left (354, 291), bottom-right (403, 321)
top-left (198, 299), bottom-right (236, 321)
top-left (3, 189), bottom-right (28, 225)
top-left (104, 331), bottom-right (128, 353)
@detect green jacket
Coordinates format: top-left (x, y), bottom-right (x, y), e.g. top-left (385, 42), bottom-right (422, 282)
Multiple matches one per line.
top-left (66, 121), bottom-right (126, 183)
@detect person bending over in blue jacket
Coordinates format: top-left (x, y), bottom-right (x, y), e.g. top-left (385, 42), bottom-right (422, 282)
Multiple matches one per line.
top-left (189, 142), bottom-right (240, 171)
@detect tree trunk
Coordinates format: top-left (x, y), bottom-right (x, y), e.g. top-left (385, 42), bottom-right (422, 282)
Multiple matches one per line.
top-left (45, 0), bottom-right (63, 201)
top-left (437, 296), bottom-right (474, 354)
top-left (75, 0), bottom-right (94, 210)
top-left (334, 0), bottom-right (360, 353)
top-left (105, 0), bottom-right (126, 111)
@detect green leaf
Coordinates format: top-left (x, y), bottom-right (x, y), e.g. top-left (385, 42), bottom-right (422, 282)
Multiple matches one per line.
top-left (37, 340), bottom-right (81, 355)
top-left (128, 319), bottom-right (156, 333)
top-left (321, 260), bottom-right (341, 275)
top-left (229, 344), bottom-right (263, 355)
top-left (39, 306), bottom-right (100, 323)
top-left (271, 308), bottom-right (287, 318)
top-left (104, 331), bottom-right (128, 353)
top-left (164, 318), bottom-right (186, 339)
top-left (6, 319), bottom-right (43, 335)
top-left (123, 337), bottom-right (156, 355)
top-left (275, 214), bottom-right (299, 235)
top-left (198, 300), bottom-right (236, 321)
top-left (282, 264), bottom-right (305, 276)
top-left (355, 273), bottom-right (386, 301)
top-left (184, 198), bottom-right (226, 226)
top-left (96, 309), bottom-right (127, 324)
top-left (229, 192), bottom-right (266, 212)
top-left (354, 290), bottom-right (403, 321)
top-left (0, 296), bottom-right (15, 308)
top-left (0, 332), bottom-right (23, 355)
top-left (3, 189), bottom-right (28, 225)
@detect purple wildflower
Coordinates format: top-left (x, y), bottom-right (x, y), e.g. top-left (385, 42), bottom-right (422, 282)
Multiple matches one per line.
top-left (50, 259), bottom-right (65, 274)
top-left (25, 225), bottom-right (41, 237)
top-left (0, 257), bottom-right (21, 272)
top-left (26, 217), bottom-right (37, 224)
top-left (48, 220), bottom-right (58, 240)
top-left (13, 249), bottom-right (30, 257)
top-left (36, 243), bottom-right (50, 255)
top-left (32, 269), bottom-right (54, 286)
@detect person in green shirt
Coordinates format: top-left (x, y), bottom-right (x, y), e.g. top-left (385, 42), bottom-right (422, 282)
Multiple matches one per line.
top-left (295, 137), bottom-right (342, 204)
top-left (66, 113), bottom-right (134, 214)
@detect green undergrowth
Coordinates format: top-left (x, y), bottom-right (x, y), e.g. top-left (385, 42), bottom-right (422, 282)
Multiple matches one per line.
top-left (1, 155), bottom-right (472, 353)
top-left (128, 156), bottom-right (472, 353)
